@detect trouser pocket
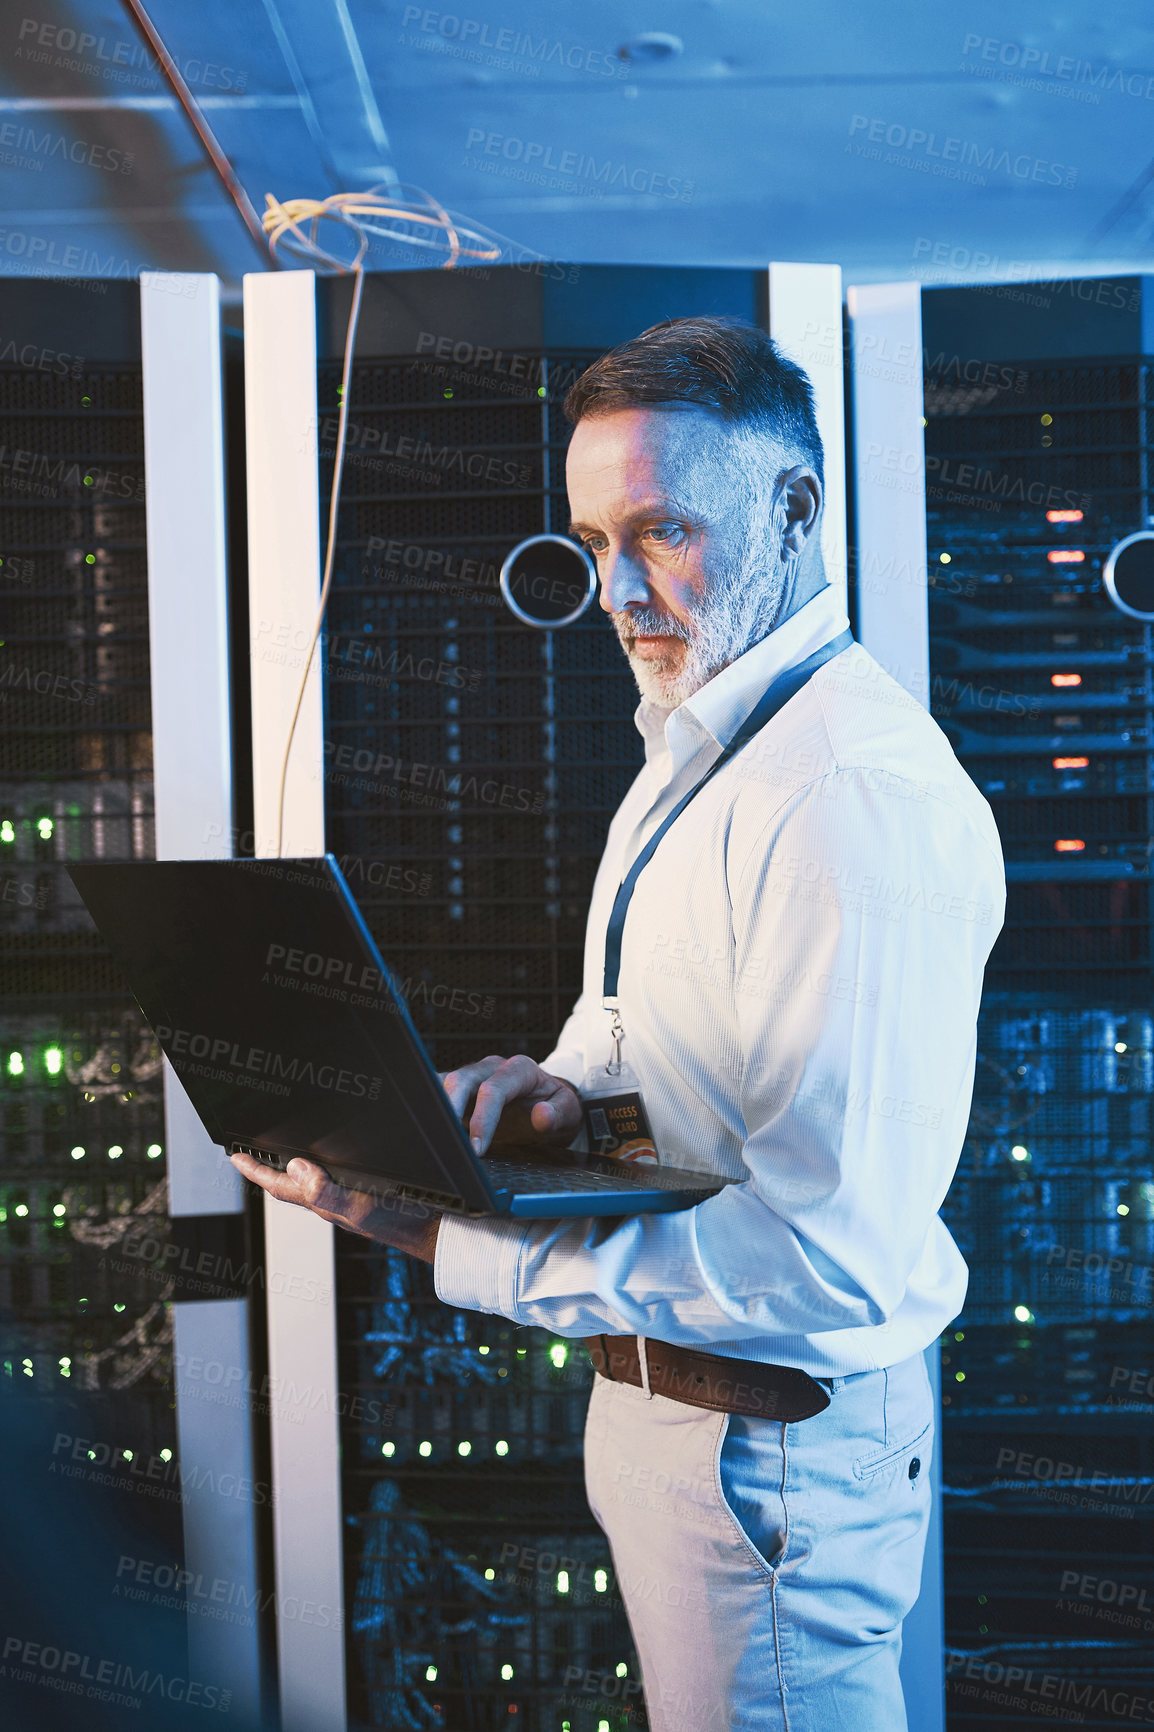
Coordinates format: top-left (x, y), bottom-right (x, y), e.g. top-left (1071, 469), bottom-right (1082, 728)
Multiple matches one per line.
top-left (715, 1411), bottom-right (787, 1577)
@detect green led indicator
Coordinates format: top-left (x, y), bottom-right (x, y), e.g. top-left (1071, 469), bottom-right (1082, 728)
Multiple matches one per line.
top-left (44, 1047), bottom-right (62, 1075)
top-left (549, 1342), bottom-right (568, 1368)
top-left (7, 1051), bottom-right (24, 1076)
top-left (537, 386), bottom-right (546, 397)
top-left (83, 475), bottom-right (94, 487)
top-left (37, 816), bottom-right (53, 840)
top-left (443, 389), bottom-right (453, 398)
top-left (85, 554), bottom-right (96, 565)
top-left (0, 821), bottom-right (14, 844)
top-left (81, 395), bottom-right (91, 406)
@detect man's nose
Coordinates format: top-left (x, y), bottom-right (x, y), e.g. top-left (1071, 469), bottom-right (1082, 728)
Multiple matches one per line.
top-left (597, 547), bottom-right (651, 614)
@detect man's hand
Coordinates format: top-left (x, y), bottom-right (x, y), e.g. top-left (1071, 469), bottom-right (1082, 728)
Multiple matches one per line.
top-left (228, 1056), bottom-right (581, 1257)
top-left (441, 1054), bottom-right (583, 1154)
top-left (228, 1149), bottom-right (442, 1264)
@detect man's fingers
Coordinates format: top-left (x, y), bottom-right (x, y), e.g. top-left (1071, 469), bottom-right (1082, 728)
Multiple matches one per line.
top-left (229, 1150), bottom-right (357, 1220)
top-left (440, 1055), bottom-right (583, 1153)
top-left (440, 1054), bottom-right (506, 1118)
top-left (467, 1055), bottom-right (547, 1150)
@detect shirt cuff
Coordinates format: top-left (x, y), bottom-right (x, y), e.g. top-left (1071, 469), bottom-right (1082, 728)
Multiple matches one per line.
top-left (433, 1209), bottom-right (531, 1319)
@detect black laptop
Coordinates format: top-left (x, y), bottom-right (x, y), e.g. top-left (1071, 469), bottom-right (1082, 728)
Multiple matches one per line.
top-left (67, 856), bottom-right (727, 1218)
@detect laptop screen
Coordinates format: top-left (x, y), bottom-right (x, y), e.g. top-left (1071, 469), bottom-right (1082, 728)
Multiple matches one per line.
top-left (68, 856), bottom-right (493, 1207)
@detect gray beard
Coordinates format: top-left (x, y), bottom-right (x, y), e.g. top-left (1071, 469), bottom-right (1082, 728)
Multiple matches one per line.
top-left (614, 554), bottom-right (787, 709)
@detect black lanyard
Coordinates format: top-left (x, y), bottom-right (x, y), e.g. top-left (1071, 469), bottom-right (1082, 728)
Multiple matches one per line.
top-left (602, 628), bottom-right (855, 1010)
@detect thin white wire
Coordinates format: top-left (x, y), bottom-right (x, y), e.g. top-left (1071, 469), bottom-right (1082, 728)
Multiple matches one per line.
top-left (264, 189), bottom-right (500, 858)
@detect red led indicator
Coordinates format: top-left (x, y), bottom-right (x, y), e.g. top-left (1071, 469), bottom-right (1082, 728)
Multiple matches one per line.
top-left (1046, 509), bottom-right (1084, 523)
top-left (1053, 756), bottom-right (1089, 769)
top-left (1047, 549), bottom-right (1085, 563)
top-left (1054, 839), bottom-right (1086, 852)
top-left (1051, 673), bottom-right (1082, 687)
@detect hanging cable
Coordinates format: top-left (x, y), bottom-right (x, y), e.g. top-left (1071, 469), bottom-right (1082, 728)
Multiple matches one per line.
top-left (264, 191), bottom-right (500, 855)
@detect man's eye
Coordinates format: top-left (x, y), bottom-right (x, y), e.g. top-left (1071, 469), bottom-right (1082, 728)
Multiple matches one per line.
top-left (646, 524), bottom-right (681, 544)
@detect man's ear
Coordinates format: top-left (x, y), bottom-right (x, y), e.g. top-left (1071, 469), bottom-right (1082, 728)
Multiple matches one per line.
top-left (778, 467), bottom-right (822, 559)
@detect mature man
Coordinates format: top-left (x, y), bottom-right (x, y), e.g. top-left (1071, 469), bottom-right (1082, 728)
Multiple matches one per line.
top-left (234, 316), bottom-right (1006, 1730)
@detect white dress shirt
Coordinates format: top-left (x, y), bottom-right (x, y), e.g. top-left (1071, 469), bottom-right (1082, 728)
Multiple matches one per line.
top-left (434, 584), bottom-right (1006, 1376)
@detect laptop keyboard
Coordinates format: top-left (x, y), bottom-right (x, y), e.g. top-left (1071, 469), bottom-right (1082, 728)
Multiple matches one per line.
top-left (484, 1158), bottom-right (720, 1195)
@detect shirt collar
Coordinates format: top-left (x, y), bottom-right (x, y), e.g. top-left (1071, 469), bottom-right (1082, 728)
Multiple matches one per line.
top-left (634, 584), bottom-right (851, 765)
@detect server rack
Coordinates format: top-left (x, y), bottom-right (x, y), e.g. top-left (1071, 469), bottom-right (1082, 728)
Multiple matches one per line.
top-left (0, 282), bottom-right (185, 1724)
top-left (924, 343), bottom-right (1154, 1723)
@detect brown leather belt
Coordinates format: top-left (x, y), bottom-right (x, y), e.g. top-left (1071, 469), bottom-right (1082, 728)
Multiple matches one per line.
top-left (584, 1334), bottom-right (830, 1422)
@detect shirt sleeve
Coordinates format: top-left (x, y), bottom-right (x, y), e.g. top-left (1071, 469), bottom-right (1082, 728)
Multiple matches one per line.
top-left (538, 989), bottom-right (587, 1091)
top-left (435, 769), bottom-right (1005, 1346)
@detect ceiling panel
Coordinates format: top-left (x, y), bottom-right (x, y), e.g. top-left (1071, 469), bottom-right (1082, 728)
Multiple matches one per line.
top-left (0, 0), bottom-right (1151, 291)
